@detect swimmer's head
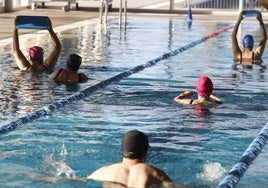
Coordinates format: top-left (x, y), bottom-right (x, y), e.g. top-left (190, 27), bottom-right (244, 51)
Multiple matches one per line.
top-left (29, 46), bottom-right (44, 61)
top-left (66, 54), bottom-right (82, 71)
top-left (122, 130), bottom-right (149, 160)
top-left (243, 35), bottom-right (254, 49)
top-left (196, 76), bottom-right (213, 98)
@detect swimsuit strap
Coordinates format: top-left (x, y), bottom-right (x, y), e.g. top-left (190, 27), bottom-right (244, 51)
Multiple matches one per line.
top-left (189, 99), bottom-right (194, 104)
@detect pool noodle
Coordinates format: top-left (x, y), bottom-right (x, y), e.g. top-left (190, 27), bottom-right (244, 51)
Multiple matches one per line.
top-left (15, 15), bottom-right (49, 30)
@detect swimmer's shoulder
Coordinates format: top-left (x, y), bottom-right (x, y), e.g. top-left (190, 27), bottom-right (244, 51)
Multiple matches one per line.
top-left (49, 68), bottom-right (64, 79)
top-left (87, 162), bottom-right (124, 181)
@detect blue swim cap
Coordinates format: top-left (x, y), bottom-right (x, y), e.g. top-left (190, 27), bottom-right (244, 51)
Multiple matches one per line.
top-left (243, 35), bottom-right (254, 48)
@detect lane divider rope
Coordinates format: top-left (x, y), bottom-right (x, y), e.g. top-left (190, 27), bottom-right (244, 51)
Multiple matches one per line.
top-left (0, 25), bottom-right (234, 135)
top-left (217, 123), bottom-right (268, 188)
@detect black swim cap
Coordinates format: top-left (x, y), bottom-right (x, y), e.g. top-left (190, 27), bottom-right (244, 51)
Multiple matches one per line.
top-left (66, 54), bottom-right (82, 71)
top-left (122, 130), bottom-right (149, 159)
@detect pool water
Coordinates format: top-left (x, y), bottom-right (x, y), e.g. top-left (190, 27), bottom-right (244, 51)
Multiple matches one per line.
top-left (0, 15), bottom-right (268, 188)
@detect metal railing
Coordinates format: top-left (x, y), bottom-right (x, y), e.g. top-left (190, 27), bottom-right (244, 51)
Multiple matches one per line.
top-left (99, 0), bottom-right (111, 24)
top-left (172, 0), bottom-right (263, 11)
top-left (189, 0), bottom-right (262, 10)
top-left (99, 0), bottom-right (127, 29)
top-left (119, 0), bottom-right (127, 29)
top-left (0, 0), bottom-right (265, 13)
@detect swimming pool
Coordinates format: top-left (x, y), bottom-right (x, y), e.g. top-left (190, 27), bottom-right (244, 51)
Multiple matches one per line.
top-left (0, 14), bottom-right (268, 187)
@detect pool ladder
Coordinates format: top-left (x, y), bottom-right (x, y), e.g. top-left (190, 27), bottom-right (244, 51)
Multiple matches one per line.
top-left (99, 0), bottom-right (127, 29)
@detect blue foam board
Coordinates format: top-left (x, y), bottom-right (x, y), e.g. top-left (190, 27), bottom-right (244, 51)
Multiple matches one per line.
top-left (15, 15), bottom-right (49, 30)
top-left (242, 10), bottom-right (260, 18)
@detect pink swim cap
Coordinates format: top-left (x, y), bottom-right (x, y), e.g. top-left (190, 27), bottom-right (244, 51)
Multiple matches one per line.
top-left (29, 46), bottom-right (43, 61)
top-left (196, 76), bottom-right (213, 97)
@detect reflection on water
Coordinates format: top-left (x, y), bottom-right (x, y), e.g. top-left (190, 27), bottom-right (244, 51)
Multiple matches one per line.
top-left (0, 17), bottom-right (267, 188)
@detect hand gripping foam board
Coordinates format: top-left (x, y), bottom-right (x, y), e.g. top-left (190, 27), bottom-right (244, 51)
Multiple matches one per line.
top-left (15, 15), bottom-right (49, 30)
top-left (242, 10), bottom-right (260, 18)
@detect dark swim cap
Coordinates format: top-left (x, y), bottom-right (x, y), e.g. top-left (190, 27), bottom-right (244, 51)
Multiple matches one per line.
top-left (196, 76), bottom-right (213, 98)
top-left (122, 130), bottom-right (149, 159)
top-left (66, 54), bottom-right (82, 71)
top-left (243, 35), bottom-right (254, 48)
top-left (29, 46), bottom-right (43, 61)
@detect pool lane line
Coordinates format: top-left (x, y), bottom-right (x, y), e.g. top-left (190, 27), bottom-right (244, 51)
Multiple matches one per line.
top-left (217, 123), bottom-right (268, 188)
top-left (0, 25), bottom-right (234, 135)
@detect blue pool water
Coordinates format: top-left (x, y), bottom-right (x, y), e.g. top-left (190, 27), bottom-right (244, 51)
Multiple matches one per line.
top-left (0, 15), bottom-right (268, 187)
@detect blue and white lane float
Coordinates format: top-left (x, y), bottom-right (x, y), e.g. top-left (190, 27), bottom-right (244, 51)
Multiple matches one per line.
top-left (217, 123), bottom-right (268, 188)
top-left (0, 25), bottom-right (233, 135)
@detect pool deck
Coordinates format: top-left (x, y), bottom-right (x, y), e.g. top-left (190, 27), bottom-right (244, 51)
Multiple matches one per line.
top-left (0, 0), bottom-right (174, 40)
top-left (0, 0), bottom-right (266, 42)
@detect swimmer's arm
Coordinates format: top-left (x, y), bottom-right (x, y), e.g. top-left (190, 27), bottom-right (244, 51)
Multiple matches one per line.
top-left (43, 18), bottom-right (61, 70)
top-left (69, 177), bottom-right (87, 182)
top-left (174, 90), bottom-right (194, 105)
top-left (254, 14), bottom-right (267, 58)
top-left (232, 12), bottom-right (243, 58)
top-left (49, 69), bottom-right (62, 80)
top-left (13, 28), bottom-right (31, 70)
top-left (51, 177), bottom-right (86, 182)
top-left (78, 73), bottom-right (89, 83)
top-left (210, 93), bottom-right (223, 104)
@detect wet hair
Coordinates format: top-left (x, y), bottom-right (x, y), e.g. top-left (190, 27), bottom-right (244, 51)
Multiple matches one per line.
top-left (122, 130), bottom-right (149, 159)
top-left (66, 54), bottom-right (82, 71)
top-left (243, 35), bottom-right (254, 49)
top-left (29, 46), bottom-right (44, 61)
top-left (196, 76), bottom-right (213, 98)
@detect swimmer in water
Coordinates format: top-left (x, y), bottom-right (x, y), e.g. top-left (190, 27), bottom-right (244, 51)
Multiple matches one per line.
top-left (174, 76), bottom-right (222, 110)
top-left (13, 16), bottom-right (61, 72)
top-left (232, 11), bottom-right (267, 65)
top-left (50, 54), bottom-right (88, 85)
top-left (87, 130), bottom-right (182, 188)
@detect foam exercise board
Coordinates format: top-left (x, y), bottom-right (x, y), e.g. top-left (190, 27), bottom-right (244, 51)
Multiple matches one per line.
top-left (242, 10), bottom-right (260, 18)
top-left (15, 15), bottom-right (50, 30)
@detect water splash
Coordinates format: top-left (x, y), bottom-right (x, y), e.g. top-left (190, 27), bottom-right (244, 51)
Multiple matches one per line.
top-left (196, 161), bottom-right (226, 182)
top-left (40, 155), bottom-right (76, 178)
top-left (60, 142), bottom-right (68, 158)
top-left (40, 143), bottom-right (75, 178)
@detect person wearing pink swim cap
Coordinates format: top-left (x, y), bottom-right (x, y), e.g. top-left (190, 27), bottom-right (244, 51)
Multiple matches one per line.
top-left (232, 10), bottom-right (267, 65)
top-left (13, 16), bottom-right (61, 72)
top-left (174, 76), bottom-right (222, 109)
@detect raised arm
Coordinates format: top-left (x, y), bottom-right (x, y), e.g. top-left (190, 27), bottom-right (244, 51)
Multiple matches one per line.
top-left (13, 25), bottom-right (31, 70)
top-left (254, 13), bottom-right (267, 58)
top-left (210, 93), bottom-right (223, 104)
top-left (43, 18), bottom-right (61, 70)
top-left (232, 12), bottom-right (244, 59)
top-left (174, 90), bottom-right (194, 105)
